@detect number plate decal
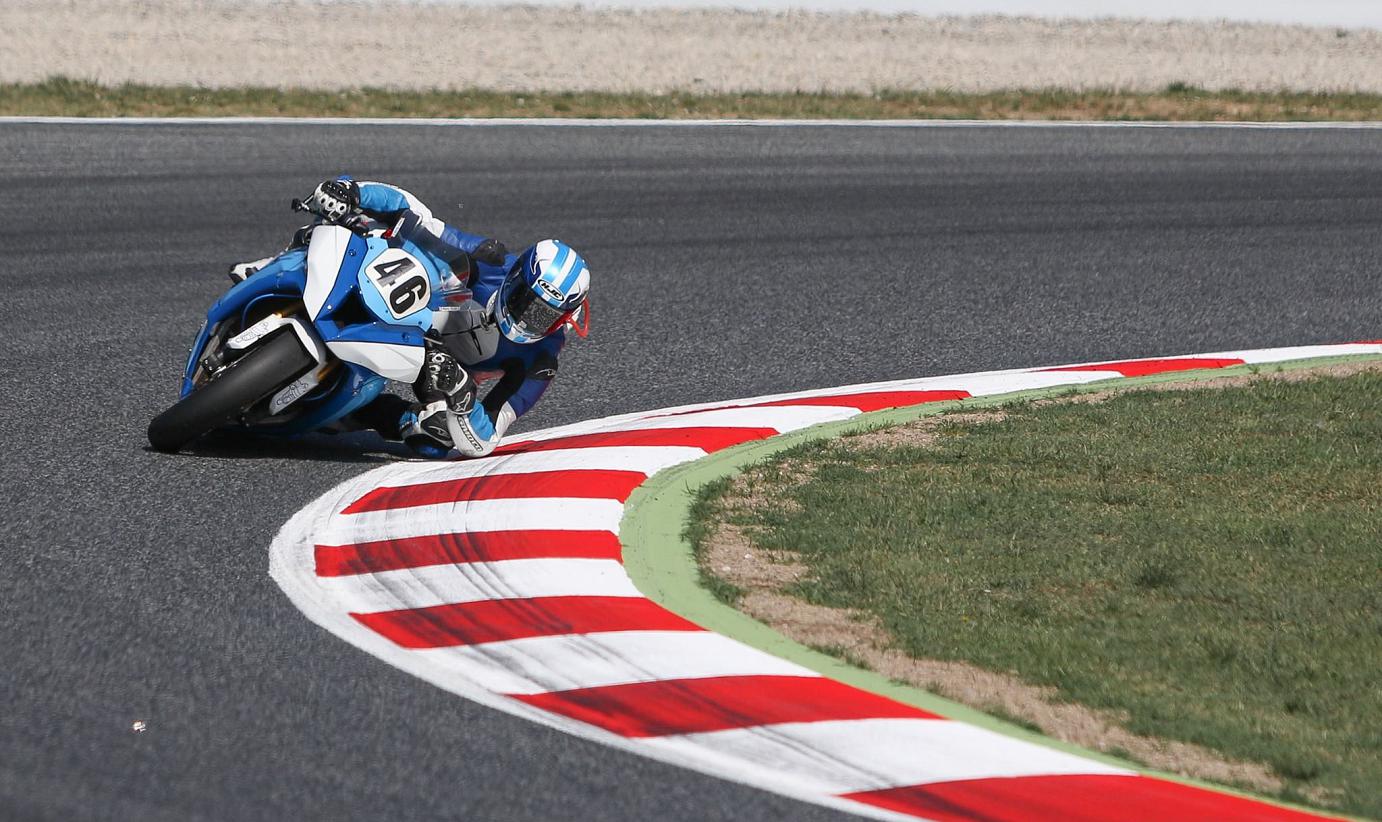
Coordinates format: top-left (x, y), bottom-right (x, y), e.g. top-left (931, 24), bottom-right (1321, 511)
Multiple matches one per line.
top-left (364, 248), bottom-right (431, 320)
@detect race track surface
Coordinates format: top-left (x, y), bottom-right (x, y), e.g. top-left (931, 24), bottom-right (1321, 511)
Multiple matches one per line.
top-left (2, 121), bottom-right (1379, 821)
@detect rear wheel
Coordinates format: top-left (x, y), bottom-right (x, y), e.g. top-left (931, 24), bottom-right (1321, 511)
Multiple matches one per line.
top-left (147, 330), bottom-right (315, 453)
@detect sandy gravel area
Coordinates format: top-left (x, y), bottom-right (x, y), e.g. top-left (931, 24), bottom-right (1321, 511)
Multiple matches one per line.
top-left (4, 0), bottom-right (1382, 93)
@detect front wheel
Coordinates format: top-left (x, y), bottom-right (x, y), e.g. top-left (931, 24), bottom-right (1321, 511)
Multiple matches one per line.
top-left (148, 330), bottom-right (316, 453)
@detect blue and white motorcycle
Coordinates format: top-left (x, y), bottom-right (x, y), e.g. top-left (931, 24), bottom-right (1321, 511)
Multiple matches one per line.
top-left (148, 204), bottom-right (460, 453)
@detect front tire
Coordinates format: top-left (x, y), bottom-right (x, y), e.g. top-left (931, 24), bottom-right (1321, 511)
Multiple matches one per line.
top-left (148, 330), bottom-right (315, 453)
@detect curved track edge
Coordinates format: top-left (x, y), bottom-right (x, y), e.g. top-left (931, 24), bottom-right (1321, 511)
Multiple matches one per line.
top-left (271, 343), bottom-right (1380, 822)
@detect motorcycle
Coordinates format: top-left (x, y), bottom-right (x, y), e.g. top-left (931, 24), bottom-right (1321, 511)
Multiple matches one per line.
top-left (148, 202), bottom-right (464, 453)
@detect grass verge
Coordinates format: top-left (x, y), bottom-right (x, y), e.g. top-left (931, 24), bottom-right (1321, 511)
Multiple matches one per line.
top-left (690, 368), bottom-right (1382, 817)
top-left (8, 77), bottom-right (1382, 120)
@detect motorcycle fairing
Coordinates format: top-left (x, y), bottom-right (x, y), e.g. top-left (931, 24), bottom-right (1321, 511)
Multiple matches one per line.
top-left (261, 365), bottom-right (387, 436)
top-left (175, 223), bottom-right (451, 438)
top-left (306, 226), bottom-right (437, 384)
top-left (181, 259), bottom-right (310, 396)
top-left (324, 323), bottom-right (427, 382)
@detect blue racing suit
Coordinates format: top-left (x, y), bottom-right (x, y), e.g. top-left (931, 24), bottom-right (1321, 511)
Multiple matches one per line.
top-left (256, 180), bottom-right (565, 458)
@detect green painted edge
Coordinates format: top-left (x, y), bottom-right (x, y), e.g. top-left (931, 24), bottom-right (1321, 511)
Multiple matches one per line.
top-left (620, 353), bottom-right (1382, 821)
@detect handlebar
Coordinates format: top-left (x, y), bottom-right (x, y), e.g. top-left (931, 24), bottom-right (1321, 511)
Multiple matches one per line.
top-left (290, 197), bottom-right (368, 236)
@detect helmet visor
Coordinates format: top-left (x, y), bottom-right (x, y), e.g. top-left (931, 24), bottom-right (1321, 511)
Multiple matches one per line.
top-left (502, 275), bottom-right (569, 339)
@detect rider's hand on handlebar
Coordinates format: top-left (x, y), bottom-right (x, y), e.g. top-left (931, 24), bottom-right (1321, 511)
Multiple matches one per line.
top-left (304, 178), bottom-right (361, 224)
top-left (471, 238), bottom-right (509, 266)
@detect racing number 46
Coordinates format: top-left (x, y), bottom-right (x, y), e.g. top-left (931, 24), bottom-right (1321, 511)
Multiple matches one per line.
top-left (369, 256), bottom-right (430, 318)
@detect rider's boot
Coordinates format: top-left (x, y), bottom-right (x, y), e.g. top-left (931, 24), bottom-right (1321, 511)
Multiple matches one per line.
top-left (226, 226), bottom-right (316, 285)
top-left (352, 394), bottom-right (451, 458)
top-left (399, 402), bottom-right (455, 459)
top-left (227, 256), bottom-right (275, 285)
top-left (353, 393), bottom-right (411, 440)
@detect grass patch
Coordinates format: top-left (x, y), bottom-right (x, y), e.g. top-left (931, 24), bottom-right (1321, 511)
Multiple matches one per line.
top-left (8, 77), bottom-right (1382, 120)
top-left (981, 704), bottom-right (1045, 735)
top-left (685, 477), bottom-right (744, 606)
top-left (692, 370), bottom-right (1382, 816)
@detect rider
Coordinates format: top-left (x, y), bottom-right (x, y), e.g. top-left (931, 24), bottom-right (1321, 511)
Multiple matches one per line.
top-left (235, 177), bottom-right (591, 459)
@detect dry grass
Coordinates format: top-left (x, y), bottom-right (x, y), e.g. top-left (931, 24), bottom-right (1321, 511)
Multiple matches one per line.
top-left (9, 78), bottom-right (1382, 121)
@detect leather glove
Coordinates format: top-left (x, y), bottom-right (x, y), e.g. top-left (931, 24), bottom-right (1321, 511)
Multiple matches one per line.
top-left (307, 178), bottom-right (361, 224)
top-left (400, 342), bottom-right (479, 458)
top-left (414, 341), bottom-right (477, 412)
top-left (471, 238), bottom-right (509, 267)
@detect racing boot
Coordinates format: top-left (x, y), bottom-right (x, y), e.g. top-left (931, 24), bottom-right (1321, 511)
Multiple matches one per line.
top-left (227, 225), bottom-right (316, 285)
top-left (350, 393), bottom-right (450, 458)
top-left (399, 402), bottom-right (455, 459)
top-left (227, 256), bottom-right (274, 285)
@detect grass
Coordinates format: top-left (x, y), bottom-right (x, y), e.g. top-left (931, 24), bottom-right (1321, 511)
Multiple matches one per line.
top-left (691, 370), bottom-right (1382, 817)
top-left (685, 477), bottom-right (745, 606)
top-left (8, 77), bottom-right (1382, 120)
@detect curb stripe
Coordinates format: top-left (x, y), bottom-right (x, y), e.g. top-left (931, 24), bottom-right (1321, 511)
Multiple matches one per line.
top-left (644, 718), bottom-right (1125, 794)
top-left (494, 426), bottom-right (776, 454)
top-left (653, 389), bottom-right (972, 416)
top-left (424, 630), bottom-right (817, 696)
top-left (370, 445), bottom-right (707, 483)
top-left (341, 469), bottom-right (649, 513)
top-left (352, 595), bottom-right (700, 648)
top-left (315, 529), bottom-right (624, 576)
top-left (616, 405), bottom-right (858, 432)
top-left (842, 773), bottom-right (1328, 821)
top-left (317, 557), bottom-right (640, 612)
top-left (512, 675), bottom-right (939, 737)
top-left (316, 497), bottom-right (625, 545)
top-left (1045, 357), bottom-right (1247, 377)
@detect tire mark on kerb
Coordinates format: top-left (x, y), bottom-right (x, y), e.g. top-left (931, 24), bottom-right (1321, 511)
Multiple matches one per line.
top-left (271, 343), bottom-right (1377, 822)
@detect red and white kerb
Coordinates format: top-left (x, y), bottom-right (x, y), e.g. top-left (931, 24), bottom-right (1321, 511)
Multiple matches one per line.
top-left (272, 343), bottom-right (1378, 822)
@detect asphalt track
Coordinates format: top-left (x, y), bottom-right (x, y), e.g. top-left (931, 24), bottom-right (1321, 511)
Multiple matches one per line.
top-left (1, 121), bottom-right (1379, 822)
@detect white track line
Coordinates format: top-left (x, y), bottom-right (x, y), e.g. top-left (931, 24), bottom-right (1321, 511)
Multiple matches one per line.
top-left (7, 116), bottom-right (1382, 129)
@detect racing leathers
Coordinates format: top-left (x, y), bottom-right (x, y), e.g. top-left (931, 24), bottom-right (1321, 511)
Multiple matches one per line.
top-left (391, 246), bottom-right (565, 459)
top-left (356, 181), bottom-right (563, 458)
top-left (246, 179), bottom-right (564, 459)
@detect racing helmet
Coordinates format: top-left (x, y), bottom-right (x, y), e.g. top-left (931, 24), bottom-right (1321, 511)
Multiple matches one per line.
top-left (492, 239), bottom-right (591, 343)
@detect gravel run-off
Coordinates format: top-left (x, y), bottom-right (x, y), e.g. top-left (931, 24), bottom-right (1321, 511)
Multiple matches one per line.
top-left (4, 0), bottom-right (1382, 94)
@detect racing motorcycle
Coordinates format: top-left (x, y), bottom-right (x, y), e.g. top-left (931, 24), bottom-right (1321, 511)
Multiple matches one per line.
top-left (148, 202), bottom-right (464, 453)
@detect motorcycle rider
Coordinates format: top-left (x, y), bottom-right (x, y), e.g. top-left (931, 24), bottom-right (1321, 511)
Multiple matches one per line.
top-left (233, 177), bottom-right (591, 459)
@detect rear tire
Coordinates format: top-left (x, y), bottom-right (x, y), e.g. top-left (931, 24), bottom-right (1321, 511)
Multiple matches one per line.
top-left (148, 330), bottom-right (315, 453)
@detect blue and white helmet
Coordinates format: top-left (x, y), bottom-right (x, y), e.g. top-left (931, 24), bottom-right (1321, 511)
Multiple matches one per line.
top-left (493, 239), bottom-right (591, 344)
